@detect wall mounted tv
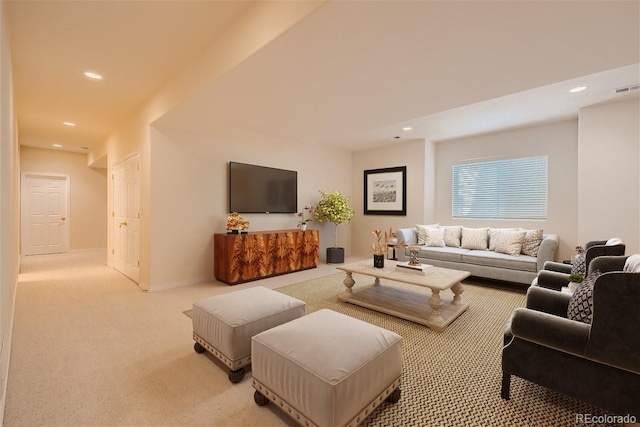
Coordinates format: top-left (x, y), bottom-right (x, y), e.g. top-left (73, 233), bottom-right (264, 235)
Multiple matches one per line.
top-left (228, 162), bottom-right (297, 213)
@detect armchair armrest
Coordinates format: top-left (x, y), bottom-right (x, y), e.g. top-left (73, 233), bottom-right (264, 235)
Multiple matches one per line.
top-left (534, 270), bottom-right (570, 291)
top-left (525, 286), bottom-right (572, 316)
top-left (543, 261), bottom-right (572, 274)
top-left (510, 308), bottom-right (590, 357)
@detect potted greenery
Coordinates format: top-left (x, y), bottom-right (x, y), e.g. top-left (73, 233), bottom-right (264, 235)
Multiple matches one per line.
top-left (313, 190), bottom-right (355, 264)
top-left (568, 273), bottom-right (584, 293)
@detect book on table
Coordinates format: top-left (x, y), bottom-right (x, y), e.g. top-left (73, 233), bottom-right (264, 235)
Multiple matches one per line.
top-left (396, 261), bottom-right (432, 275)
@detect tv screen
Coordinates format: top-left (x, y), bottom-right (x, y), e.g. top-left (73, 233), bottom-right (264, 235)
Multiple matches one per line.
top-left (229, 162), bottom-right (297, 213)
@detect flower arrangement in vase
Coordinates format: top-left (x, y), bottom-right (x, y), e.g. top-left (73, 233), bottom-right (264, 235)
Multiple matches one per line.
top-left (297, 205), bottom-right (314, 230)
top-left (370, 229), bottom-right (388, 268)
top-left (226, 212), bottom-right (249, 233)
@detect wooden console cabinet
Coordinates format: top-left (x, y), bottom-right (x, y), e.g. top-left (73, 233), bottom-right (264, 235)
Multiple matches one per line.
top-left (214, 229), bottom-right (319, 285)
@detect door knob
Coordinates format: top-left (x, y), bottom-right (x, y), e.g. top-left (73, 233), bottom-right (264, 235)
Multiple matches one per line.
top-left (119, 221), bottom-right (128, 227)
top-left (61, 217), bottom-right (66, 221)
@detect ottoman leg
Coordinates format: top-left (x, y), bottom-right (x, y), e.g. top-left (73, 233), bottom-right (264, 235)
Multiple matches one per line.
top-left (254, 390), bottom-right (269, 406)
top-left (387, 388), bottom-right (401, 403)
top-left (228, 368), bottom-right (245, 383)
top-left (194, 342), bottom-right (205, 353)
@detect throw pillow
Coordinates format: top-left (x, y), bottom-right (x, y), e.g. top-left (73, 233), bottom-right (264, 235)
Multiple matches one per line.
top-left (461, 227), bottom-right (489, 250)
top-left (520, 228), bottom-right (544, 256)
top-left (488, 228), bottom-right (518, 251)
top-left (624, 254), bottom-right (640, 273)
top-left (571, 253), bottom-right (586, 276)
top-left (443, 226), bottom-right (462, 247)
top-left (567, 270), bottom-right (602, 324)
top-left (606, 237), bottom-right (623, 246)
top-left (493, 230), bottom-right (527, 256)
top-left (424, 226), bottom-right (445, 247)
top-left (416, 223), bottom-right (439, 245)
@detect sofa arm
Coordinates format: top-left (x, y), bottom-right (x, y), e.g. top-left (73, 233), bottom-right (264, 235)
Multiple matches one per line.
top-left (525, 285), bottom-right (572, 316)
top-left (536, 234), bottom-right (558, 272)
top-left (534, 270), bottom-right (570, 291)
top-left (543, 261), bottom-right (572, 274)
top-left (395, 228), bottom-right (417, 247)
top-left (510, 307), bottom-right (590, 357)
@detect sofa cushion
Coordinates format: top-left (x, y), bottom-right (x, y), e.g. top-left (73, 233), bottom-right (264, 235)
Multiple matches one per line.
top-left (567, 270), bottom-right (602, 324)
top-left (494, 230), bottom-right (527, 256)
top-left (461, 250), bottom-right (538, 272)
top-left (442, 226), bottom-right (461, 247)
top-left (416, 223), bottom-right (438, 245)
top-left (461, 227), bottom-right (489, 250)
top-left (416, 246), bottom-right (467, 263)
top-left (520, 228), bottom-right (544, 256)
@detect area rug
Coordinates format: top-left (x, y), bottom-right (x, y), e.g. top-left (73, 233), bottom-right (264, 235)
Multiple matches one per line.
top-left (268, 273), bottom-right (621, 427)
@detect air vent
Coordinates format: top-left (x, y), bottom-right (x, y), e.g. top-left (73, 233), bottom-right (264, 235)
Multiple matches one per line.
top-left (612, 84), bottom-right (640, 94)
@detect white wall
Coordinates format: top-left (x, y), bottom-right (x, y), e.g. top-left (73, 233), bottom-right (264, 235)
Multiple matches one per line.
top-left (149, 128), bottom-right (352, 290)
top-left (352, 138), bottom-right (429, 257)
top-left (578, 97), bottom-right (639, 253)
top-left (0, 0), bottom-right (18, 416)
top-left (434, 119), bottom-right (579, 261)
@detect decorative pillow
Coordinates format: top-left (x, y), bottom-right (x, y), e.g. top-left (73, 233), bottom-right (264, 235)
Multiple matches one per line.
top-left (488, 228), bottom-right (517, 251)
top-left (520, 228), bottom-right (544, 256)
top-left (424, 227), bottom-right (445, 247)
top-left (461, 227), bottom-right (489, 250)
top-left (416, 223), bottom-right (439, 245)
top-left (571, 253), bottom-right (586, 276)
top-left (493, 230), bottom-right (527, 256)
top-left (623, 254), bottom-right (640, 273)
top-left (606, 237), bottom-right (623, 246)
top-left (443, 226), bottom-right (462, 247)
top-left (567, 270), bottom-right (602, 324)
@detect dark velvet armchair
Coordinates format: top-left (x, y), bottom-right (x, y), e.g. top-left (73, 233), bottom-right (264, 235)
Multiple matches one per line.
top-left (532, 239), bottom-right (625, 290)
top-left (502, 256), bottom-right (640, 417)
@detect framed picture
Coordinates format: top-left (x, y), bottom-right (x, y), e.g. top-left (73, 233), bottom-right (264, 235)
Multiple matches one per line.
top-left (364, 166), bottom-right (407, 215)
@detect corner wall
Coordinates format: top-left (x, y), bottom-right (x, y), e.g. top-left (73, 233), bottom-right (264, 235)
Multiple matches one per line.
top-left (578, 97), bottom-right (639, 253)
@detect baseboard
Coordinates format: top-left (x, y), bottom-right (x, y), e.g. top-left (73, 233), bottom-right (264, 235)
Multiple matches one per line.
top-left (148, 276), bottom-right (216, 292)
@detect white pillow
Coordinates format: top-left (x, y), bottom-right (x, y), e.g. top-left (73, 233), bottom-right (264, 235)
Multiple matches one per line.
top-left (606, 237), bottom-right (623, 246)
top-left (488, 228), bottom-right (517, 251)
top-left (493, 230), bottom-right (527, 256)
top-left (443, 226), bottom-right (461, 247)
top-left (520, 228), bottom-right (544, 256)
top-left (424, 227), bottom-right (445, 247)
top-left (623, 254), bottom-right (640, 273)
top-left (416, 223), bottom-right (439, 245)
top-left (461, 227), bottom-right (489, 250)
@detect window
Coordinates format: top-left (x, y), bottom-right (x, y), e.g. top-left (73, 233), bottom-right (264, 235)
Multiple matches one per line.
top-left (452, 155), bottom-right (548, 220)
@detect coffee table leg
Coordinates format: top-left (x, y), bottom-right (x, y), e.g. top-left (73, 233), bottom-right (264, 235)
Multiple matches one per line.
top-left (428, 290), bottom-right (444, 322)
top-left (343, 272), bottom-right (355, 293)
top-left (451, 282), bottom-right (464, 305)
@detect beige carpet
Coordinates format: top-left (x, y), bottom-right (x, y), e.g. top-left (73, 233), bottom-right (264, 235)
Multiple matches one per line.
top-left (4, 252), bottom-right (622, 426)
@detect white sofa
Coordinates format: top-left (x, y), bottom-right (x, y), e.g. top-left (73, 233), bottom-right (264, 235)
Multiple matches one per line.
top-left (395, 226), bottom-right (558, 285)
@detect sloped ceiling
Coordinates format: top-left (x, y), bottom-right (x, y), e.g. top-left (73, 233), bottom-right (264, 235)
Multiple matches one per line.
top-left (8, 1), bottom-right (640, 154)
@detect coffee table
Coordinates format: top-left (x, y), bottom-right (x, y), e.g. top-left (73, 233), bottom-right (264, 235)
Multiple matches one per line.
top-left (336, 261), bottom-right (470, 331)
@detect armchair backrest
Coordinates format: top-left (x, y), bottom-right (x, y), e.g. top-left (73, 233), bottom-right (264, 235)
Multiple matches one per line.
top-left (584, 239), bottom-right (625, 270)
top-left (585, 270), bottom-right (640, 373)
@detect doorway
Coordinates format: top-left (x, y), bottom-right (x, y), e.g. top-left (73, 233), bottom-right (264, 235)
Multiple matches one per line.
top-left (21, 173), bottom-right (70, 256)
top-left (112, 154), bottom-right (140, 283)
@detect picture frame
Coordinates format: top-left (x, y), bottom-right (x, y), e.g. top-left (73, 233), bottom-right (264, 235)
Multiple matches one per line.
top-left (364, 166), bottom-right (407, 215)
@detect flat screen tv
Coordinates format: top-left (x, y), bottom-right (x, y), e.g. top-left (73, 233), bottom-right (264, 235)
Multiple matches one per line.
top-left (228, 162), bottom-right (297, 213)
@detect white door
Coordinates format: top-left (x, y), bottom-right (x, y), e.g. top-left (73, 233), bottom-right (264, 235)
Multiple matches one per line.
top-left (113, 154), bottom-right (140, 283)
top-left (21, 174), bottom-right (70, 256)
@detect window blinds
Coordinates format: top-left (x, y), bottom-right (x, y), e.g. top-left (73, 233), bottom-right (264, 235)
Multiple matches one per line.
top-left (452, 155), bottom-right (548, 220)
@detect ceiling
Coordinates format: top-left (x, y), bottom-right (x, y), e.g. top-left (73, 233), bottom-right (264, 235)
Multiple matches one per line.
top-left (7, 1), bottom-right (640, 155)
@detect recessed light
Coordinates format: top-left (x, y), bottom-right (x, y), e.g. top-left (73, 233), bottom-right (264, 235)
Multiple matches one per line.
top-left (402, 127), bottom-right (412, 131)
top-left (84, 71), bottom-right (103, 80)
top-left (52, 144), bottom-right (63, 148)
top-left (63, 122), bottom-right (76, 127)
top-left (570, 86), bottom-right (587, 93)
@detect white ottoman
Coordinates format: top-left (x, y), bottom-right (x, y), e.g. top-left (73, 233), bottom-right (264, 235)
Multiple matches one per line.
top-left (192, 286), bottom-right (305, 383)
top-left (252, 309), bottom-right (403, 427)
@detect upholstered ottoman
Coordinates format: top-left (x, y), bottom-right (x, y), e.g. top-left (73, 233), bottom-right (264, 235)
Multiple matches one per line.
top-left (252, 309), bottom-right (403, 426)
top-left (192, 286), bottom-right (305, 383)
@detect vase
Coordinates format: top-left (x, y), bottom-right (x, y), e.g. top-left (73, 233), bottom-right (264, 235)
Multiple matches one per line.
top-left (301, 224), bottom-right (307, 231)
top-left (373, 254), bottom-right (384, 268)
